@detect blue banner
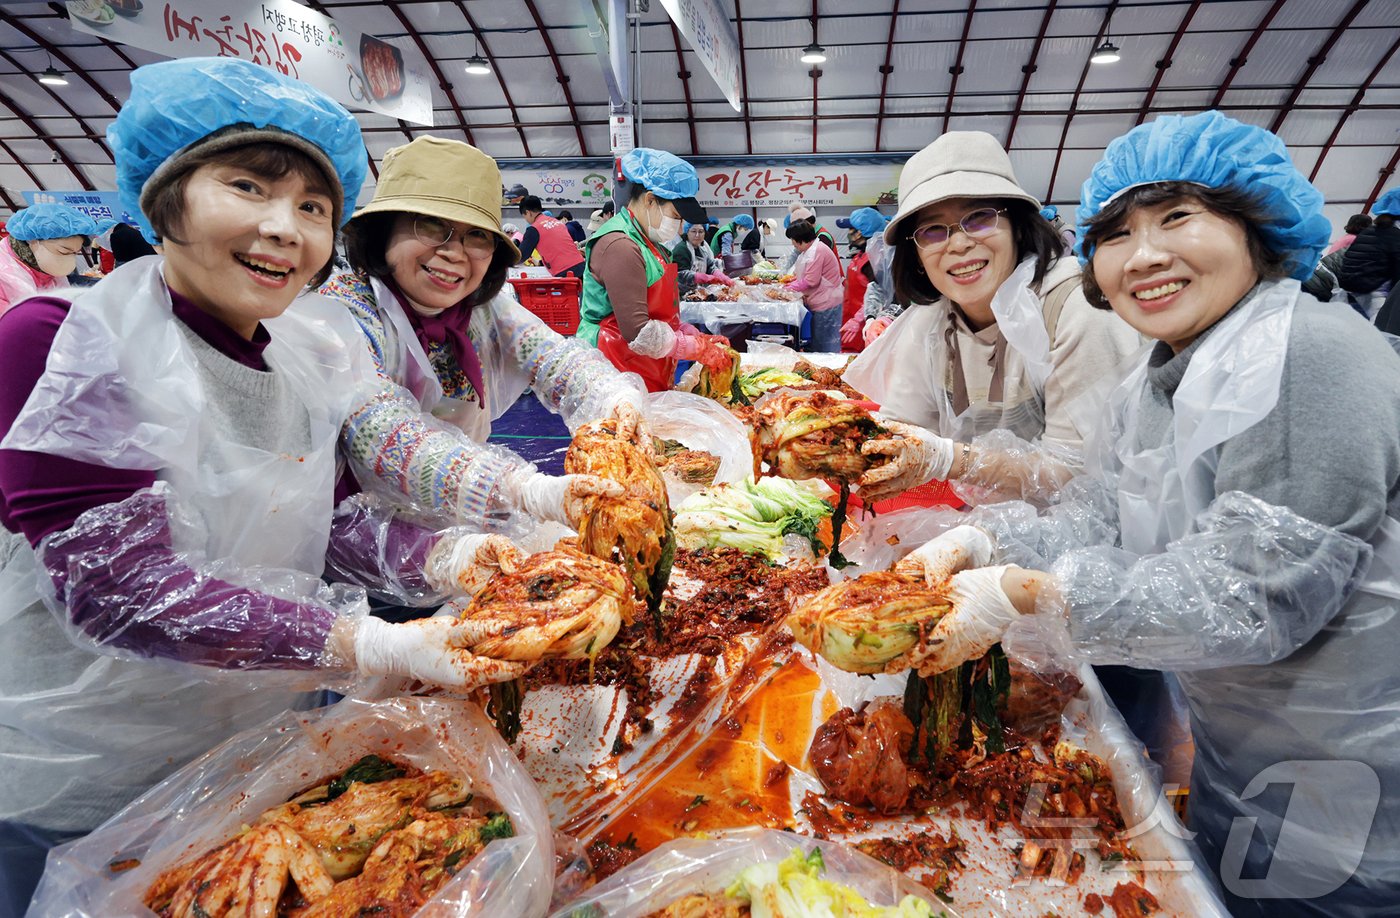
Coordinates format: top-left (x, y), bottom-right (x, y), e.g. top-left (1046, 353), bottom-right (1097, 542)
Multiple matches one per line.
top-left (20, 190), bottom-right (138, 226)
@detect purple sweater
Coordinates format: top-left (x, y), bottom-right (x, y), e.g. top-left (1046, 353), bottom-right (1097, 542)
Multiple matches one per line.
top-left (0, 291), bottom-right (432, 669)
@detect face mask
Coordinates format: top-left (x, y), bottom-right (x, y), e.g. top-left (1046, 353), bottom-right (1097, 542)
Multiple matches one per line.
top-left (645, 200), bottom-right (682, 245)
top-left (32, 239), bottom-right (79, 278)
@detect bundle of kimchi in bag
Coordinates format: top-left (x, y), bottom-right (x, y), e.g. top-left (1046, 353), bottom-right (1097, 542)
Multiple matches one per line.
top-left (31, 697), bottom-right (554, 918)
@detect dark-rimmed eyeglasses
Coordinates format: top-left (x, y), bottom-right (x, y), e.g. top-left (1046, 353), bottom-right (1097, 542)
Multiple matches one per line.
top-left (911, 207), bottom-right (1007, 252)
top-left (413, 215), bottom-right (496, 257)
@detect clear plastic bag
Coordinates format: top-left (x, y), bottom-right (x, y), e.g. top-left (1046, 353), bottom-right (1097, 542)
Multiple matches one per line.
top-left (644, 390), bottom-right (753, 504)
top-left (550, 827), bottom-right (949, 917)
top-left (31, 696), bottom-right (556, 918)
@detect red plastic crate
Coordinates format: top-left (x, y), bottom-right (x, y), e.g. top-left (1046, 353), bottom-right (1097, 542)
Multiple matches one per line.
top-left (509, 277), bottom-right (581, 335)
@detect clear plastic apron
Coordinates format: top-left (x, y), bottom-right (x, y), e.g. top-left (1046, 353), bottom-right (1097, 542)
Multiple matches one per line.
top-left (0, 257), bottom-right (363, 831)
top-left (1101, 279), bottom-right (1400, 908)
top-left (845, 257), bottom-right (1054, 442)
top-left (367, 275), bottom-right (489, 440)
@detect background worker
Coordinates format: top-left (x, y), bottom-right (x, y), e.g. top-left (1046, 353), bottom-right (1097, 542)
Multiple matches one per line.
top-left (577, 148), bottom-right (732, 391)
top-left (516, 194), bottom-right (585, 279)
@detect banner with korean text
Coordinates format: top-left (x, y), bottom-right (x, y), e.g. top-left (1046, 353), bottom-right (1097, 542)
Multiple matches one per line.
top-left (65, 0), bottom-right (433, 125)
top-left (498, 162), bottom-right (901, 211)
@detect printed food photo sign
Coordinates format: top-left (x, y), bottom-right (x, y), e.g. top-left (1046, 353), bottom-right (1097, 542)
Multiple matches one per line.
top-left (66, 0), bottom-right (435, 125)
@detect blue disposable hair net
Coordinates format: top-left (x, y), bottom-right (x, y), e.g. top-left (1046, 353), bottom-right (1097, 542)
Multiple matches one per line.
top-left (847, 207), bottom-right (889, 238)
top-left (619, 148), bottom-right (699, 199)
top-left (733, 214), bottom-right (755, 229)
top-left (1076, 110), bottom-right (1330, 280)
top-left (1039, 205), bottom-right (1059, 221)
top-left (108, 58), bottom-right (368, 240)
top-left (6, 203), bottom-right (102, 241)
top-left (1373, 188), bottom-right (1400, 217)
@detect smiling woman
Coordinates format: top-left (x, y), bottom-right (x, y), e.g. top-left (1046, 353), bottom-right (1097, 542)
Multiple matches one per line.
top-left (321, 135), bottom-right (652, 537)
top-left (0, 58), bottom-right (560, 911)
top-left (842, 130), bottom-right (1142, 506)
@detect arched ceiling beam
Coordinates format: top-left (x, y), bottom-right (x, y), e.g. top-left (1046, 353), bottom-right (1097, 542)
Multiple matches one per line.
top-left (1209, 0), bottom-right (1287, 109)
top-left (454, 1), bottom-right (532, 156)
top-left (1309, 32), bottom-right (1400, 182)
top-left (0, 10), bottom-right (124, 114)
top-left (1044, 0), bottom-right (1117, 204)
top-left (381, 0), bottom-right (475, 145)
top-left (872, 0), bottom-right (900, 153)
top-left (1004, 0), bottom-right (1058, 150)
top-left (942, 0), bottom-right (978, 134)
top-left (734, 0), bottom-right (754, 154)
top-left (0, 137), bottom-right (46, 193)
top-left (1134, 0), bottom-right (1202, 126)
top-left (1270, 0), bottom-right (1371, 134)
top-left (669, 23), bottom-right (699, 155)
top-left (521, 0), bottom-right (588, 156)
top-left (0, 46), bottom-right (111, 162)
top-left (0, 183), bottom-right (19, 212)
top-left (1363, 143), bottom-right (1400, 212)
top-left (332, 98), bottom-right (1400, 135)
top-left (0, 86), bottom-right (90, 189)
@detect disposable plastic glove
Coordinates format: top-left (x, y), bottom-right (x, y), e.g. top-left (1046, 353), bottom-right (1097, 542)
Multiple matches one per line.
top-left (673, 332), bottom-right (735, 373)
top-left (894, 524), bottom-right (994, 587)
top-left (348, 615), bottom-right (527, 687)
top-left (857, 419), bottom-right (956, 503)
top-left (423, 533), bottom-right (526, 597)
top-left (507, 468), bottom-right (625, 529)
top-left (863, 315), bottom-right (893, 345)
top-left (627, 319), bottom-right (679, 358)
top-left (691, 270), bottom-right (733, 285)
top-left (608, 399), bottom-right (651, 448)
top-left (911, 565), bottom-right (1020, 676)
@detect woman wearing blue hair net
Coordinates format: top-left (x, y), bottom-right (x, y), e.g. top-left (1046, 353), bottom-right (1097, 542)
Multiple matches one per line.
top-left (578, 147), bottom-right (733, 390)
top-left (888, 111), bottom-right (1400, 915)
top-left (0, 203), bottom-right (100, 314)
top-left (0, 59), bottom-right (537, 908)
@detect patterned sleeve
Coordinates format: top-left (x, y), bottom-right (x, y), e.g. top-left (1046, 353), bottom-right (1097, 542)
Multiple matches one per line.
top-left (494, 296), bottom-right (648, 430)
top-left (323, 272), bottom-right (535, 529)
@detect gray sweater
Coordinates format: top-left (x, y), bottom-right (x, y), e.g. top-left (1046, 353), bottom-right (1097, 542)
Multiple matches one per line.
top-left (1135, 293), bottom-right (1400, 539)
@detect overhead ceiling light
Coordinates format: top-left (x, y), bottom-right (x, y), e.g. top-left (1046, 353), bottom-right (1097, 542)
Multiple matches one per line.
top-left (38, 64), bottom-right (68, 86)
top-left (465, 36), bottom-right (490, 76)
top-left (1090, 40), bottom-right (1120, 65)
top-left (801, 42), bottom-right (826, 64)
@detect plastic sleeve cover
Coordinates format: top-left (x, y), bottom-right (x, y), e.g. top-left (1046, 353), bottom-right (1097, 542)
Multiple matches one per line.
top-left (861, 272), bottom-right (894, 320)
top-left (627, 318), bottom-right (679, 359)
top-left (38, 484), bottom-right (367, 671)
top-left (1051, 490), bottom-right (1372, 670)
top-left (340, 381), bottom-right (532, 530)
top-left (321, 492), bottom-right (445, 607)
top-left (953, 427), bottom-right (1084, 508)
top-left (500, 300), bottom-right (649, 426)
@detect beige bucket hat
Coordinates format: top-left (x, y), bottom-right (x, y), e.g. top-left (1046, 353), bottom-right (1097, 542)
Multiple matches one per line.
top-left (884, 131), bottom-right (1041, 244)
top-left (350, 135), bottom-right (520, 260)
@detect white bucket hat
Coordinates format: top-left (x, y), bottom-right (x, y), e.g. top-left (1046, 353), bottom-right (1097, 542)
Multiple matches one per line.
top-left (884, 131), bottom-right (1041, 244)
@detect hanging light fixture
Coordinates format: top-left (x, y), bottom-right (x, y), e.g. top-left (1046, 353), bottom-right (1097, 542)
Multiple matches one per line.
top-left (800, 17), bottom-right (825, 64)
top-left (1090, 40), bottom-right (1120, 64)
top-left (37, 55), bottom-right (68, 86)
top-left (465, 37), bottom-right (490, 75)
top-left (1090, 12), bottom-right (1120, 65)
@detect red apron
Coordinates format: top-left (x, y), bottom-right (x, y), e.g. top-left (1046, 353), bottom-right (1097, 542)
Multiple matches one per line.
top-left (596, 231), bottom-right (681, 393)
